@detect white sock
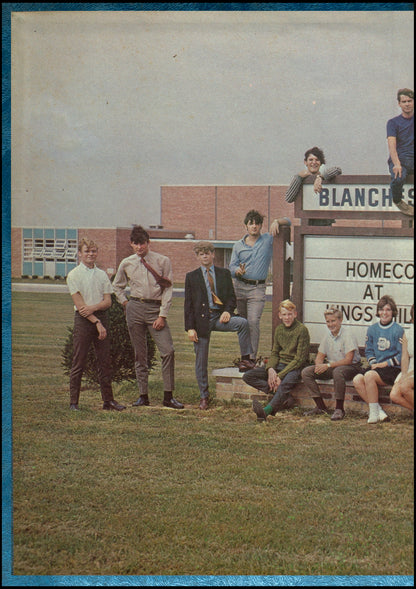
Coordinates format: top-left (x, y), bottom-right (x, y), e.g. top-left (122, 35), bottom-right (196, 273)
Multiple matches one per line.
top-left (368, 403), bottom-right (379, 424)
top-left (378, 405), bottom-right (389, 421)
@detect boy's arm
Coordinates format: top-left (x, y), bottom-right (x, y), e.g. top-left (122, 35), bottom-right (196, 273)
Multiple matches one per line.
top-left (285, 175), bottom-right (304, 203)
top-left (75, 293), bottom-right (112, 317)
top-left (268, 329), bottom-right (282, 369)
top-left (112, 262), bottom-right (129, 305)
top-left (71, 292), bottom-right (108, 339)
top-left (277, 328), bottom-right (310, 380)
top-left (228, 243), bottom-right (241, 277)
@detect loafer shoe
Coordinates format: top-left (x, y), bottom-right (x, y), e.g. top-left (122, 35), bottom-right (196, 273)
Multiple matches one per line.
top-left (199, 397), bottom-right (209, 410)
top-left (238, 359), bottom-right (256, 373)
top-left (163, 398), bottom-right (184, 409)
top-left (395, 199), bottom-right (414, 216)
top-left (69, 404), bottom-right (79, 411)
top-left (132, 396), bottom-right (149, 406)
top-left (103, 400), bottom-right (126, 411)
top-left (270, 394), bottom-right (295, 416)
top-left (331, 408), bottom-right (345, 421)
top-left (303, 407), bottom-right (330, 416)
top-left (252, 399), bottom-right (267, 421)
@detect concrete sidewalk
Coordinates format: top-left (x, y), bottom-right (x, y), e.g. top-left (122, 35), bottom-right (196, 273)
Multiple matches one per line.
top-left (12, 283), bottom-right (273, 299)
top-left (11, 283), bottom-right (186, 296)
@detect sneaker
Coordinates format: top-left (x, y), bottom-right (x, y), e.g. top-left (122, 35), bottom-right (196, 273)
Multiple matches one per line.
top-left (303, 406), bottom-right (330, 416)
top-left (395, 200), bottom-right (414, 216)
top-left (379, 410), bottom-right (390, 423)
top-left (252, 399), bottom-right (267, 421)
top-left (331, 408), bottom-right (345, 421)
top-left (69, 404), bottom-right (79, 411)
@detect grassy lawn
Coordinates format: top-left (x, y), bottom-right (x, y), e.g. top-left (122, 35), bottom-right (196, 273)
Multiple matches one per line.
top-left (10, 292), bottom-right (414, 577)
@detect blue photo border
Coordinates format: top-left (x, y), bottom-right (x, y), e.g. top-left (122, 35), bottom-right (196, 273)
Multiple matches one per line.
top-left (2, 3), bottom-right (414, 586)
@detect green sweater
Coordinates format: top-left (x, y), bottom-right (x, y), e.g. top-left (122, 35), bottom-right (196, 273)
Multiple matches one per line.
top-left (268, 319), bottom-right (310, 380)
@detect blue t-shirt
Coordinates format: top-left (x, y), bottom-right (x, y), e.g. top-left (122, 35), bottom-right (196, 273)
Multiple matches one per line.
top-left (386, 114), bottom-right (414, 163)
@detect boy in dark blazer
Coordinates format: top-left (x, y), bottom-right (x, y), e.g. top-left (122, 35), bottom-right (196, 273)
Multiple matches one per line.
top-left (185, 241), bottom-right (255, 409)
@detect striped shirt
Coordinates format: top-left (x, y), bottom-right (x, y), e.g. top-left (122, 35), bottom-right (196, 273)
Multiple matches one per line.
top-left (285, 166), bottom-right (342, 203)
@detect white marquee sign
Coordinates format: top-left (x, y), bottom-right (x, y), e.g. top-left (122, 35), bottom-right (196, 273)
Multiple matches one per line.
top-left (303, 183), bottom-right (414, 212)
top-left (303, 235), bottom-right (414, 346)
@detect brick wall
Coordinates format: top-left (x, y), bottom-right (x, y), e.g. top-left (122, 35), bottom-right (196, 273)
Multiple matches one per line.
top-left (161, 184), bottom-right (296, 242)
top-left (161, 186), bottom-right (216, 239)
top-left (11, 184), bottom-right (404, 279)
top-left (150, 240), bottom-right (200, 284)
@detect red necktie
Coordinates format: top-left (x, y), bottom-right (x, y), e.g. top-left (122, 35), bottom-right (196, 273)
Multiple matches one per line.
top-left (141, 257), bottom-right (172, 289)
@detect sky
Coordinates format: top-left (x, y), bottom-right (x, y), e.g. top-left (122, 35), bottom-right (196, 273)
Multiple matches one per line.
top-left (10, 7), bottom-right (414, 228)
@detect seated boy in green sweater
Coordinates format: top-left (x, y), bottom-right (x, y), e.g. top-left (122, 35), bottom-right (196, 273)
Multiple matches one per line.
top-left (243, 299), bottom-right (310, 421)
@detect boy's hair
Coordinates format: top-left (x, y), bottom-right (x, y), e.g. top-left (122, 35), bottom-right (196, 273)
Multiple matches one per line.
top-left (130, 225), bottom-right (150, 244)
top-left (376, 295), bottom-right (398, 318)
top-left (324, 306), bottom-right (343, 320)
top-left (193, 241), bottom-right (215, 254)
top-left (78, 237), bottom-right (98, 252)
top-left (278, 299), bottom-right (297, 312)
top-left (244, 209), bottom-right (264, 226)
top-left (397, 88), bottom-right (414, 101)
top-left (304, 146), bottom-right (326, 164)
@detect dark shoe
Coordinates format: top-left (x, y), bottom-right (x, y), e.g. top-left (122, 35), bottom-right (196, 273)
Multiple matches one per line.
top-left (69, 404), bottom-right (79, 411)
top-left (199, 397), bottom-right (209, 410)
top-left (278, 394), bottom-right (296, 411)
top-left (270, 394), bottom-right (296, 415)
top-left (283, 395), bottom-right (296, 410)
top-left (132, 396), bottom-right (149, 406)
top-left (103, 400), bottom-right (126, 411)
top-left (303, 406), bottom-right (330, 416)
top-left (252, 399), bottom-right (267, 421)
top-left (238, 359), bottom-right (256, 373)
top-left (331, 409), bottom-right (345, 421)
top-left (163, 398), bottom-right (184, 409)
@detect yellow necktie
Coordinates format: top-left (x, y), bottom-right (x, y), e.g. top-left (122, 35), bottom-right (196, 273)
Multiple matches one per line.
top-left (207, 269), bottom-right (223, 306)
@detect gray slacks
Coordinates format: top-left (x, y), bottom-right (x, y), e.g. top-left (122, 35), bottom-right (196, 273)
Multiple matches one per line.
top-left (126, 299), bottom-right (175, 395)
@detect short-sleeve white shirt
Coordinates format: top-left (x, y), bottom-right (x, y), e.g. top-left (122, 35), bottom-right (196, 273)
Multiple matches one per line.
top-left (318, 325), bottom-right (361, 364)
top-left (66, 262), bottom-right (113, 307)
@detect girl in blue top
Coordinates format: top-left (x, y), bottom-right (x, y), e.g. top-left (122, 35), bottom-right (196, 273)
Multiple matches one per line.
top-left (353, 295), bottom-right (404, 424)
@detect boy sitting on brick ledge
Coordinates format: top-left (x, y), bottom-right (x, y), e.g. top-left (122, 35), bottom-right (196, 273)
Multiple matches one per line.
top-left (301, 306), bottom-right (362, 421)
top-left (243, 299), bottom-right (310, 421)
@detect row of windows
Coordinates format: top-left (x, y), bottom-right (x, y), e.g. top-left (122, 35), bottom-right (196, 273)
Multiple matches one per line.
top-left (23, 238), bottom-right (78, 262)
top-left (22, 228), bottom-right (79, 277)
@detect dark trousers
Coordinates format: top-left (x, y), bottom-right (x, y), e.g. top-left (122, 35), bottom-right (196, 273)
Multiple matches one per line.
top-left (243, 363), bottom-right (301, 410)
top-left (69, 312), bottom-right (113, 405)
top-left (301, 364), bottom-right (362, 400)
top-left (389, 159), bottom-right (414, 204)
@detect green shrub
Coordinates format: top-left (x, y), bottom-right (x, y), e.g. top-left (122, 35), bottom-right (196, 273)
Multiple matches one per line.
top-left (61, 294), bottom-right (156, 385)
